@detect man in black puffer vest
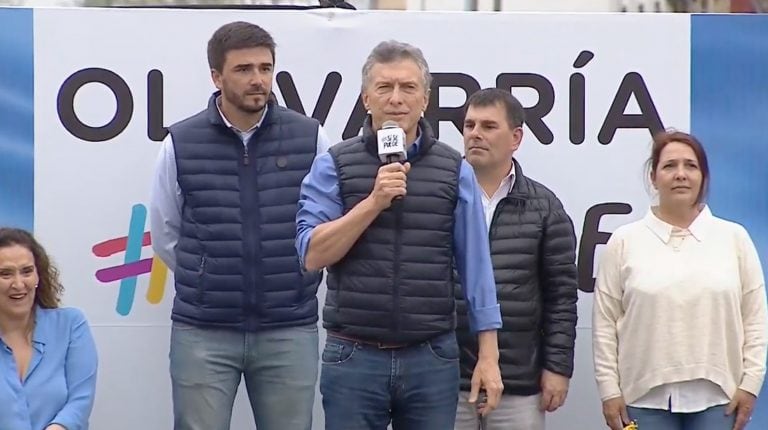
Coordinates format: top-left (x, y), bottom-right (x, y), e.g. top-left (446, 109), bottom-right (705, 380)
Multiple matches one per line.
top-left (296, 41), bottom-right (503, 430)
top-left (454, 89), bottom-right (579, 430)
top-left (149, 22), bottom-right (328, 430)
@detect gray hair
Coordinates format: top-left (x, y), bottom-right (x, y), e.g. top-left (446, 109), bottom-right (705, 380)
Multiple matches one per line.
top-left (361, 40), bottom-right (432, 92)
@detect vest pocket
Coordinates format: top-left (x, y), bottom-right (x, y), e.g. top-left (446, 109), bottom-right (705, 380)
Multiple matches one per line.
top-left (427, 333), bottom-right (460, 362)
top-left (321, 337), bottom-right (357, 364)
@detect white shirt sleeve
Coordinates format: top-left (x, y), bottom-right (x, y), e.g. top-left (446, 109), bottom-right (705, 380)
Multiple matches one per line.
top-left (736, 226), bottom-right (768, 396)
top-left (592, 233), bottom-right (625, 401)
top-left (149, 134), bottom-right (182, 272)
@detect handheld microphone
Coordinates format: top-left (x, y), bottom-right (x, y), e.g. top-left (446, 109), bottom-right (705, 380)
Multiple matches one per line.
top-left (377, 120), bottom-right (407, 164)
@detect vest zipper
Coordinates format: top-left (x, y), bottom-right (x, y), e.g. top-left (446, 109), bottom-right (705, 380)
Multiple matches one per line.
top-left (393, 202), bottom-right (403, 333)
top-left (241, 129), bottom-right (261, 330)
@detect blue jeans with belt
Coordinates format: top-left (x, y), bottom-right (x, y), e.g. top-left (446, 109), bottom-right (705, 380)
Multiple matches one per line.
top-left (320, 331), bottom-right (461, 430)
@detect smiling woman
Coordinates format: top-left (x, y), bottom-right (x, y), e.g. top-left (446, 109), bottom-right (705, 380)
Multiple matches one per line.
top-left (0, 227), bottom-right (98, 430)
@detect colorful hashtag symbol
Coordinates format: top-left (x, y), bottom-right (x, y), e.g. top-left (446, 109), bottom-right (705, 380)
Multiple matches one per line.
top-left (92, 204), bottom-right (168, 316)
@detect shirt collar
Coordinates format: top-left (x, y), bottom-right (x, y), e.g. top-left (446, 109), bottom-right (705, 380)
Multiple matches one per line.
top-left (31, 306), bottom-right (48, 348)
top-left (216, 95), bottom-right (267, 134)
top-left (406, 127), bottom-right (423, 159)
top-left (501, 162), bottom-right (516, 194)
top-left (644, 205), bottom-right (712, 243)
top-left (482, 163), bottom-right (516, 200)
top-left (0, 307), bottom-right (46, 354)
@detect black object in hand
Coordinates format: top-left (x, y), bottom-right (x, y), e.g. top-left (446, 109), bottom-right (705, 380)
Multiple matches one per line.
top-left (476, 389), bottom-right (488, 430)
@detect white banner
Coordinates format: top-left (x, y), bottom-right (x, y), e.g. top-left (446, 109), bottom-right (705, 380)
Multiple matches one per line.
top-left (31, 8), bottom-right (689, 429)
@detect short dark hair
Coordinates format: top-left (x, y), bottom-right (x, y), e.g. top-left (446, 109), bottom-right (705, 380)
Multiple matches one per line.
top-left (0, 228), bottom-right (63, 309)
top-left (466, 88), bottom-right (526, 129)
top-left (207, 21), bottom-right (276, 72)
top-left (646, 129), bottom-right (710, 205)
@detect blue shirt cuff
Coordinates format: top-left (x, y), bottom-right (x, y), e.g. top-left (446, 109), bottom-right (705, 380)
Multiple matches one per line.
top-left (468, 304), bottom-right (502, 333)
top-left (51, 416), bottom-right (76, 430)
top-left (296, 225), bottom-right (314, 268)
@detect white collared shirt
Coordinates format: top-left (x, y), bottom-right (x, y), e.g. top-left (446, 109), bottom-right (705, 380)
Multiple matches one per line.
top-left (215, 95), bottom-right (262, 145)
top-left (592, 205), bottom-right (768, 412)
top-left (480, 163), bottom-right (516, 233)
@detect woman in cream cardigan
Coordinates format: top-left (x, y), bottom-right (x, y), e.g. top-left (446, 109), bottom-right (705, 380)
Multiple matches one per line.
top-left (592, 130), bottom-right (767, 430)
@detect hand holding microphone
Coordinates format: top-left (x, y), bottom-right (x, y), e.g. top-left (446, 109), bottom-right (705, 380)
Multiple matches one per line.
top-left (369, 120), bottom-right (410, 211)
top-left (370, 162), bottom-right (410, 211)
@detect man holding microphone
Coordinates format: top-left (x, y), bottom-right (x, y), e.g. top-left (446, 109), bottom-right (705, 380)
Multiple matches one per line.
top-left (296, 40), bottom-right (503, 430)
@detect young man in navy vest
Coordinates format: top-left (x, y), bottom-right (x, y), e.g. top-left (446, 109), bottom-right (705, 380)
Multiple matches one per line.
top-left (149, 21), bottom-right (330, 430)
top-left (454, 88), bottom-right (578, 430)
top-left (296, 40), bottom-right (504, 430)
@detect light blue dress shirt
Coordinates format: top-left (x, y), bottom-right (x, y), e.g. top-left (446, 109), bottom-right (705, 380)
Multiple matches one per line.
top-left (0, 307), bottom-right (98, 430)
top-left (295, 137), bottom-right (502, 333)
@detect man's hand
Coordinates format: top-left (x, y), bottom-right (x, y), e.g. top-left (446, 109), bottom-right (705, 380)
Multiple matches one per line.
top-left (726, 389), bottom-right (756, 430)
top-left (602, 396), bottom-right (630, 430)
top-left (368, 162), bottom-right (411, 211)
top-left (539, 369), bottom-right (569, 412)
top-left (469, 357), bottom-right (503, 416)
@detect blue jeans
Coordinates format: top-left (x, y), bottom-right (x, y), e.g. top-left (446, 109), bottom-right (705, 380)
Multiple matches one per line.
top-left (169, 321), bottom-right (319, 430)
top-left (627, 405), bottom-right (737, 430)
top-left (320, 331), bottom-right (460, 430)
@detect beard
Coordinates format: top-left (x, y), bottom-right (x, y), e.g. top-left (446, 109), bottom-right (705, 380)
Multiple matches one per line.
top-left (223, 87), bottom-right (267, 115)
